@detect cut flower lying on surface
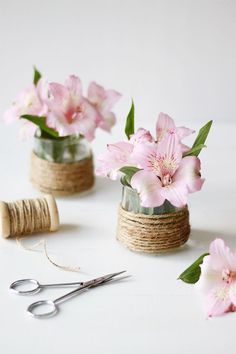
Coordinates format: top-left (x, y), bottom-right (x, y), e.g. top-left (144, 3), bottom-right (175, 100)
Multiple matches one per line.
top-left (97, 101), bottom-right (212, 208)
top-left (3, 67), bottom-right (121, 141)
top-left (179, 238), bottom-right (236, 317)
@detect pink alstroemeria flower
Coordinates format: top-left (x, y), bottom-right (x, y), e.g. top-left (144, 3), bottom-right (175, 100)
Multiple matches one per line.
top-left (47, 75), bottom-right (98, 141)
top-left (197, 239), bottom-right (236, 317)
top-left (88, 81), bottom-right (121, 132)
top-left (156, 112), bottom-right (194, 152)
top-left (131, 132), bottom-right (204, 207)
top-left (96, 141), bottom-right (134, 180)
top-left (3, 78), bottom-right (48, 139)
top-left (129, 128), bottom-right (155, 145)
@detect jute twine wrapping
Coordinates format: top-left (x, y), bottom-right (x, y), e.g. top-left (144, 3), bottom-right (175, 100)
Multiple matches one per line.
top-left (117, 205), bottom-right (190, 253)
top-left (30, 152), bottom-right (94, 196)
top-left (8, 198), bottom-right (51, 237)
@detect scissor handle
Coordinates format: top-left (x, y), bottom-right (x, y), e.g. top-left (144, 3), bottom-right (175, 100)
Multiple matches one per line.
top-left (9, 279), bottom-right (41, 295)
top-left (27, 300), bottom-right (58, 318)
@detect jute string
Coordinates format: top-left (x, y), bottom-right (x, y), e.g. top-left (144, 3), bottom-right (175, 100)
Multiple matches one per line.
top-left (30, 152), bottom-right (94, 196)
top-left (16, 238), bottom-right (80, 273)
top-left (7, 198), bottom-right (51, 237)
top-left (117, 205), bottom-right (190, 253)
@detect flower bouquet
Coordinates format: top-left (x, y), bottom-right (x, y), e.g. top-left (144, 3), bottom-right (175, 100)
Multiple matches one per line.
top-left (4, 68), bottom-right (121, 195)
top-left (98, 102), bottom-right (212, 252)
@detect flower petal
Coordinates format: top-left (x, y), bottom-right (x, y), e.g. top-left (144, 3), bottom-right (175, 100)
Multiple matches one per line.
top-left (3, 105), bottom-right (20, 123)
top-left (88, 81), bottom-right (121, 110)
top-left (196, 255), bottom-right (222, 294)
top-left (49, 82), bottom-right (68, 103)
top-left (173, 156), bottom-right (204, 193)
top-left (157, 132), bottom-right (182, 177)
top-left (176, 126), bottom-right (195, 139)
top-left (131, 170), bottom-right (165, 207)
top-left (209, 238), bottom-right (236, 272)
top-left (96, 141), bottom-right (134, 180)
top-left (19, 121), bottom-right (37, 140)
top-left (160, 181), bottom-right (188, 207)
top-left (205, 285), bottom-right (231, 317)
top-left (65, 75), bottom-right (82, 96)
top-left (156, 112), bottom-right (175, 140)
top-left (103, 88), bottom-right (121, 111)
top-left (107, 141), bottom-right (134, 154)
top-left (132, 142), bottom-right (157, 170)
top-left (130, 128), bottom-right (155, 145)
top-left (36, 78), bottom-right (50, 103)
top-left (229, 281), bottom-right (236, 306)
top-left (98, 111), bottom-right (116, 132)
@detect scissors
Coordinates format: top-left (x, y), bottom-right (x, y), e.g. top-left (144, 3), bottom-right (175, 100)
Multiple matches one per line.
top-left (10, 271), bottom-right (126, 318)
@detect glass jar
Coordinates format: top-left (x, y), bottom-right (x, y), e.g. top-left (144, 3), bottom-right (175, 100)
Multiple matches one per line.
top-left (121, 185), bottom-right (180, 215)
top-left (33, 132), bottom-right (91, 163)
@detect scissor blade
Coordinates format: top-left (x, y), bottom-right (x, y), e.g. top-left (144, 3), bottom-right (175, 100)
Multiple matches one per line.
top-left (84, 271), bottom-right (126, 289)
top-left (54, 271), bottom-right (128, 306)
top-left (101, 271), bottom-right (127, 282)
top-left (96, 274), bottom-right (131, 286)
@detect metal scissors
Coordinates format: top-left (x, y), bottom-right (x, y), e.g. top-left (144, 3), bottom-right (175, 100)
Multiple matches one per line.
top-left (10, 271), bottom-right (126, 318)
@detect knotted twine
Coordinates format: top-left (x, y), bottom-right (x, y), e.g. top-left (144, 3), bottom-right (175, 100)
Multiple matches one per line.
top-left (30, 152), bottom-right (94, 196)
top-left (117, 205), bottom-right (190, 253)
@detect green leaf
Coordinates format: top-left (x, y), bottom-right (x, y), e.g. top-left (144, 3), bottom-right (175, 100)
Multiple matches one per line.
top-left (189, 120), bottom-right (213, 156)
top-left (178, 253), bottom-right (209, 284)
top-left (120, 166), bottom-right (140, 185)
top-left (20, 115), bottom-right (59, 138)
top-left (183, 144), bottom-right (206, 157)
top-left (33, 66), bottom-right (42, 85)
top-left (125, 100), bottom-right (135, 139)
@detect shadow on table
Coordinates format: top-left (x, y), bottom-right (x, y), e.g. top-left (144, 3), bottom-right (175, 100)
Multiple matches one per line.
top-left (59, 223), bottom-right (80, 233)
top-left (189, 228), bottom-right (219, 247)
top-left (134, 228), bottom-right (235, 259)
top-left (189, 228), bottom-right (234, 248)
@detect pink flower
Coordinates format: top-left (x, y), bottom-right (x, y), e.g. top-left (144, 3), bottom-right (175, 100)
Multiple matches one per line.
top-left (47, 75), bottom-right (98, 140)
top-left (3, 78), bottom-right (48, 139)
top-left (131, 132), bottom-right (204, 207)
top-left (197, 239), bottom-right (236, 317)
top-left (156, 112), bottom-right (194, 152)
top-left (96, 141), bottom-right (134, 180)
top-left (88, 81), bottom-right (121, 132)
top-left (129, 128), bottom-right (155, 144)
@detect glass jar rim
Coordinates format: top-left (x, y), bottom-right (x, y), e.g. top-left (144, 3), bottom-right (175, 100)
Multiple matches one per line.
top-left (34, 131), bottom-right (82, 143)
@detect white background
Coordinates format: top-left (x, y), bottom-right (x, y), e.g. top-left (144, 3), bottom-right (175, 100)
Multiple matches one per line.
top-left (1, 0), bottom-right (236, 127)
top-left (0, 1), bottom-right (236, 354)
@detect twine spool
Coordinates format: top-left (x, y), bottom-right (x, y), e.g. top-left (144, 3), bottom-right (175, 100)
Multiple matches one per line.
top-left (117, 205), bottom-right (190, 253)
top-left (0, 195), bottom-right (59, 238)
top-left (30, 152), bottom-right (94, 196)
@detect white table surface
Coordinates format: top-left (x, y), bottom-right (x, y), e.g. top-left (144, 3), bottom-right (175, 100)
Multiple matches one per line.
top-left (0, 121), bottom-right (236, 354)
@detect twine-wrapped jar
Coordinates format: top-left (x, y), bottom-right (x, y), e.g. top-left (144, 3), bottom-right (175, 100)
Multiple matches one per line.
top-left (117, 186), bottom-right (190, 253)
top-left (30, 133), bottom-right (94, 196)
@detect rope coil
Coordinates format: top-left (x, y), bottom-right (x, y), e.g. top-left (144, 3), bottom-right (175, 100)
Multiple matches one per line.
top-left (117, 205), bottom-right (190, 253)
top-left (0, 195), bottom-right (59, 238)
top-left (30, 152), bottom-right (95, 196)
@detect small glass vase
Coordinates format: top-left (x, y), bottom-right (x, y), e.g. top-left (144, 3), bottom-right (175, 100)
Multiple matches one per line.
top-left (30, 132), bottom-right (94, 195)
top-left (121, 185), bottom-right (179, 215)
top-left (117, 185), bottom-right (190, 253)
top-left (33, 132), bottom-right (91, 163)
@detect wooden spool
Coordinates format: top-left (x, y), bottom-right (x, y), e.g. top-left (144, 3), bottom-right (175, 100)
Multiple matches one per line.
top-left (0, 195), bottom-right (60, 238)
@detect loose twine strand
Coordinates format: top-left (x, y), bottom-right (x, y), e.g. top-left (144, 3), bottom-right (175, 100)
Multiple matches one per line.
top-left (117, 205), bottom-right (190, 253)
top-left (16, 238), bottom-right (80, 273)
top-left (31, 152), bottom-right (94, 196)
top-left (7, 198), bottom-right (80, 272)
